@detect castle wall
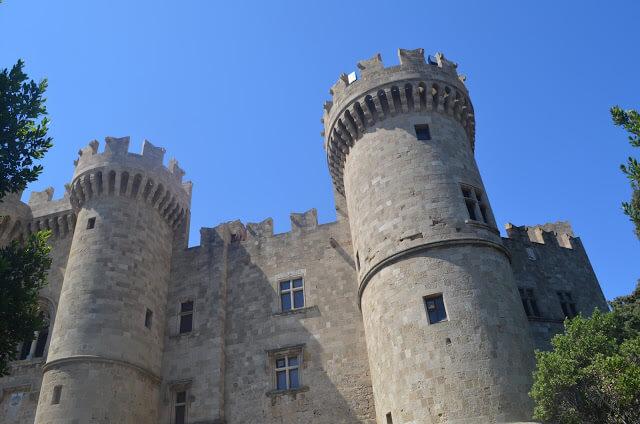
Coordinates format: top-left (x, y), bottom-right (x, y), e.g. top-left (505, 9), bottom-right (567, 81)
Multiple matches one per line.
top-left (158, 213), bottom-right (375, 424)
top-left (503, 222), bottom-right (609, 350)
top-left (0, 192), bottom-right (73, 424)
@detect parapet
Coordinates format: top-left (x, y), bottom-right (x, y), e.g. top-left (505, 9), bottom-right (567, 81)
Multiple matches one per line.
top-left (70, 137), bottom-right (192, 229)
top-left (505, 220), bottom-right (579, 249)
top-left (323, 48), bottom-right (475, 195)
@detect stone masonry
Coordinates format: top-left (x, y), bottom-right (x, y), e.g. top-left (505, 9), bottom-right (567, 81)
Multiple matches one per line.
top-left (0, 48), bottom-right (608, 424)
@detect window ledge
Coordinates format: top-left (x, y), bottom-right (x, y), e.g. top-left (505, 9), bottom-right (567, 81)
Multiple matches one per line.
top-left (272, 305), bottom-right (319, 318)
top-left (527, 316), bottom-right (564, 324)
top-left (464, 219), bottom-right (500, 235)
top-left (266, 386), bottom-right (309, 398)
top-left (10, 357), bottom-right (45, 367)
top-left (169, 331), bottom-right (199, 340)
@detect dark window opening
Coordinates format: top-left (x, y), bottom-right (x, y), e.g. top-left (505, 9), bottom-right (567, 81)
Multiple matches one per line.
top-left (145, 309), bottom-right (153, 329)
top-left (175, 391), bottom-right (186, 424)
top-left (356, 252), bottom-right (360, 271)
top-left (179, 301), bottom-right (193, 334)
top-left (19, 340), bottom-right (31, 360)
top-left (465, 200), bottom-right (477, 221)
top-left (414, 124), bottom-right (431, 141)
top-left (557, 291), bottom-right (578, 318)
top-left (519, 288), bottom-right (540, 318)
top-left (34, 323), bottom-right (49, 358)
top-left (52, 385), bottom-right (62, 405)
top-left (424, 295), bottom-right (447, 324)
top-left (87, 217), bottom-right (96, 229)
top-left (386, 412), bottom-right (393, 424)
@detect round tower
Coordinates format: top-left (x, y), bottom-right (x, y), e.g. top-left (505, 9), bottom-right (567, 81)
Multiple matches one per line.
top-left (323, 49), bottom-right (536, 423)
top-left (34, 137), bottom-right (191, 423)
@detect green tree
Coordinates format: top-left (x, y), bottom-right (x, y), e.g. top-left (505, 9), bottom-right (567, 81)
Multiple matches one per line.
top-left (530, 308), bottom-right (640, 424)
top-left (611, 106), bottom-right (640, 241)
top-left (0, 60), bottom-right (52, 376)
top-left (0, 60), bottom-right (52, 200)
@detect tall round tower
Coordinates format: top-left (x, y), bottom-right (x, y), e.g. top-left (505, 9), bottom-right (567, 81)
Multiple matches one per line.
top-left (34, 137), bottom-right (190, 423)
top-left (323, 49), bottom-right (536, 423)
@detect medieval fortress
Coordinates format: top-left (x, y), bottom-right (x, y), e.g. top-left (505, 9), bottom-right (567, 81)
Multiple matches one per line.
top-left (0, 48), bottom-right (607, 423)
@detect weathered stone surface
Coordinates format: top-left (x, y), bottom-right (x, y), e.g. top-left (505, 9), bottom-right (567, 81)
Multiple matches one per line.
top-left (0, 48), bottom-right (607, 424)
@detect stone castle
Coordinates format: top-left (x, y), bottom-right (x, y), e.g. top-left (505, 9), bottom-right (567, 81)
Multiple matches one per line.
top-left (0, 48), bottom-right (608, 424)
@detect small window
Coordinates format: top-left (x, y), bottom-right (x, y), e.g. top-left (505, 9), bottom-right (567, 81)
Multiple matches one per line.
top-left (174, 391), bottom-right (187, 424)
top-left (519, 288), bottom-right (540, 317)
top-left (275, 355), bottom-right (300, 390)
top-left (19, 311), bottom-right (49, 360)
top-left (557, 291), bottom-right (578, 318)
top-left (386, 412), bottom-right (394, 424)
top-left (87, 217), bottom-right (96, 229)
top-left (461, 185), bottom-right (491, 225)
top-left (280, 278), bottom-right (304, 312)
top-left (356, 252), bottom-right (360, 271)
top-left (414, 124), bottom-right (431, 141)
top-left (52, 385), bottom-right (62, 405)
top-left (179, 301), bottom-right (193, 334)
top-left (424, 295), bottom-right (447, 324)
top-left (145, 309), bottom-right (153, 329)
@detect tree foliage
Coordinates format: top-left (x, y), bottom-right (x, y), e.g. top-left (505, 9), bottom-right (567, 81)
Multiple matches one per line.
top-left (611, 106), bottom-right (640, 240)
top-left (530, 296), bottom-right (640, 424)
top-left (0, 59), bottom-right (52, 201)
top-left (0, 234), bottom-right (51, 376)
top-left (0, 60), bottom-right (52, 376)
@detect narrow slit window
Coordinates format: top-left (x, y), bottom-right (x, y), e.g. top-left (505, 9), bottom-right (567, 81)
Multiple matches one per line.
top-left (424, 295), bottom-right (447, 324)
top-left (386, 412), bottom-right (394, 424)
top-left (414, 124), bottom-right (431, 141)
top-left (179, 301), bottom-right (193, 334)
top-left (52, 385), bottom-right (62, 405)
top-left (175, 391), bottom-right (187, 424)
top-left (145, 309), bottom-right (153, 329)
top-left (87, 217), bottom-right (96, 229)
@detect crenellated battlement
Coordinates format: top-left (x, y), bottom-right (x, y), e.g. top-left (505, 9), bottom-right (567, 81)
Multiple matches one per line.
top-left (505, 220), bottom-right (580, 250)
top-left (323, 48), bottom-right (475, 195)
top-left (70, 137), bottom-right (192, 229)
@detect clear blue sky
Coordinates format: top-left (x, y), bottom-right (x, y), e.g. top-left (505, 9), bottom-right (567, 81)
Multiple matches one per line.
top-left (1, 1), bottom-right (638, 300)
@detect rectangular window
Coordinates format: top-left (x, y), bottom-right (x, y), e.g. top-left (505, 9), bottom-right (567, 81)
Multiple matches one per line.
top-left (424, 295), bottom-right (447, 324)
top-left (145, 309), bottom-right (153, 329)
top-left (179, 301), bottom-right (193, 334)
top-left (519, 288), bottom-right (540, 317)
top-left (275, 355), bottom-right (300, 390)
top-left (280, 278), bottom-right (304, 312)
top-left (52, 385), bottom-right (62, 405)
top-left (557, 291), bottom-right (578, 318)
top-left (386, 412), bottom-right (394, 424)
top-left (87, 217), bottom-right (96, 229)
top-left (174, 391), bottom-right (187, 424)
top-left (461, 185), bottom-right (491, 225)
top-left (414, 124), bottom-right (431, 141)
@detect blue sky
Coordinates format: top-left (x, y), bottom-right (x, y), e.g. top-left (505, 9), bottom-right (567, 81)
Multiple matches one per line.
top-left (1, 1), bottom-right (638, 300)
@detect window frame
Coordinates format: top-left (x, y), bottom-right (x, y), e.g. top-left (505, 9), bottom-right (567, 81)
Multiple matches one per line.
top-left (279, 277), bottom-right (305, 312)
top-left (519, 288), bottom-right (541, 318)
top-left (424, 294), bottom-right (448, 324)
top-left (557, 291), bottom-right (578, 318)
top-left (460, 184), bottom-right (493, 226)
top-left (178, 300), bottom-right (194, 335)
top-left (167, 379), bottom-right (192, 424)
top-left (266, 344), bottom-right (306, 394)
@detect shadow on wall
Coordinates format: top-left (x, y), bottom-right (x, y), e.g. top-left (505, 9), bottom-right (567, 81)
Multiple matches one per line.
top-left (160, 212), bottom-right (375, 424)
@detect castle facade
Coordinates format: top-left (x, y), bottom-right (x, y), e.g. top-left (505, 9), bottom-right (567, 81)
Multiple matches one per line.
top-left (0, 48), bottom-right (607, 424)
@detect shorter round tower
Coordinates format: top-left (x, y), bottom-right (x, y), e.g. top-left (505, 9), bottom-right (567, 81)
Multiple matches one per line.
top-left (323, 49), bottom-right (536, 423)
top-left (34, 137), bottom-right (191, 423)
